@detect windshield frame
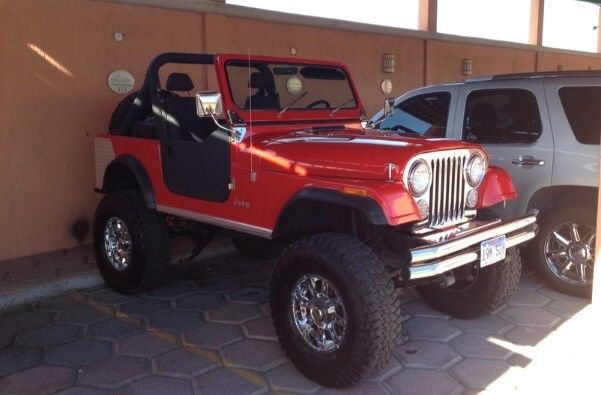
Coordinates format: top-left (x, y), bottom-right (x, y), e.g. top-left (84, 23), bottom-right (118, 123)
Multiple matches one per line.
top-left (216, 54), bottom-right (363, 123)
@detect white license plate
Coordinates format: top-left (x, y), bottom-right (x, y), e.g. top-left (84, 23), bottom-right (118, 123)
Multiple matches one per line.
top-left (480, 235), bottom-right (507, 267)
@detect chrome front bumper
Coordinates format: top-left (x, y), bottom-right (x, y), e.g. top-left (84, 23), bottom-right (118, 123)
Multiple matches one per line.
top-left (408, 212), bottom-right (538, 281)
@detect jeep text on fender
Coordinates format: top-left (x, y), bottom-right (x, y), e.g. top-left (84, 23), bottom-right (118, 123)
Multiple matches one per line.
top-left (94, 53), bottom-right (537, 388)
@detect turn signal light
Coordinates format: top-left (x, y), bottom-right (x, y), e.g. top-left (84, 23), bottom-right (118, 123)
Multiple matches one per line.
top-left (342, 187), bottom-right (368, 197)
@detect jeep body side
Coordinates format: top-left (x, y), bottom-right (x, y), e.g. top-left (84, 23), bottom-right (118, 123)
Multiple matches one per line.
top-left (94, 53), bottom-right (536, 387)
top-left (371, 71), bottom-right (600, 297)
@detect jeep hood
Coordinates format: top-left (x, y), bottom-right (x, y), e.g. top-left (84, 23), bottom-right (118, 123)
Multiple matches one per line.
top-left (251, 129), bottom-right (476, 181)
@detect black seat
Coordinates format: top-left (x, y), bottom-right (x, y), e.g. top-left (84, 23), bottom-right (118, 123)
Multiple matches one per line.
top-left (162, 73), bottom-right (216, 141)
top-left (166, 72), bottom-right (194, 93)
top-left (244, 72), bottom-right (280, 110)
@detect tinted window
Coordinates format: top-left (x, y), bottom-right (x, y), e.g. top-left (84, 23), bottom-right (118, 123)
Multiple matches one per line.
top-left (559, 86), bottom-right (601, 145)
top-left (463, 89), bottom-right (542, 144)
top-left (376, 92), bottom-right (450, 138)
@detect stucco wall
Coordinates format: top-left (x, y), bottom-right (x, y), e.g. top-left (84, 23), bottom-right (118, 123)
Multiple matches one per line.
top-left (0, 0), bottom-right (600, 261)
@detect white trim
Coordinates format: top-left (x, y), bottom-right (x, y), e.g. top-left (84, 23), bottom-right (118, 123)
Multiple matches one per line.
top-left (156, 204), bottom-right (273, 238)
top-left (94, 0), bottom-right (601, 58)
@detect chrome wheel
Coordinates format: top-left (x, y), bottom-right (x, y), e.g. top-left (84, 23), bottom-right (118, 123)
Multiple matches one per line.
top-left (103, 216), bottom-right (132, 271)
top-left (544, 222), bottom-right (595, 286)
top-left (291, 274), bottom-right (347, 352)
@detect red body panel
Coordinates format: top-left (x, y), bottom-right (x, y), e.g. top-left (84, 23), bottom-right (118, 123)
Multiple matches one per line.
top-left (99, 53), bottom-right (519, 233)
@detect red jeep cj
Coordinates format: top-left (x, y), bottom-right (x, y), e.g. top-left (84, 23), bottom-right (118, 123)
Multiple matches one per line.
top-left (94, 53), bottom-right (537, 387)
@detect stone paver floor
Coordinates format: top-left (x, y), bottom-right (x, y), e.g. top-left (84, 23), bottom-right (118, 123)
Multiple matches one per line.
top-left (0, 251), bottom-right (592, 394)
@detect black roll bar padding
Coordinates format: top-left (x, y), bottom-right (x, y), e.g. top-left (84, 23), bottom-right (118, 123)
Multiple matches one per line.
top-left (116, 53), bottom-right (216, 137)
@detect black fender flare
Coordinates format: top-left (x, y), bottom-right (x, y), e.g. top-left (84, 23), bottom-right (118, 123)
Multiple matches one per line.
top-left (102, 155), bottom-right (156, 209)
top-left (272, 187), bottom-right (388, 239)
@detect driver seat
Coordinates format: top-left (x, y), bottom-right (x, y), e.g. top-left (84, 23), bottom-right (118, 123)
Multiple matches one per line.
top-left (163, 73), bottom-right (216, 141)
top-left (244, 72), bottom-right (280, 110)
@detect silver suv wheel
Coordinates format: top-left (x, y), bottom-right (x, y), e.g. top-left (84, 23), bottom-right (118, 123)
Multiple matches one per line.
top-left (544, 222), bottom-right (595, 286)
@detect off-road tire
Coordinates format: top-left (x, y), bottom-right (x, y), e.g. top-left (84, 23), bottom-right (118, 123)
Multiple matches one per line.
top-left (270, 233), bottom-right (402, 388)
top-left (94, 189), bottom-right (169, 294)
top-left (530, 207), bottom-right (593, 298)
top-left (108, 91), bottom-right (144, 134)
top-left (231, 235), bottom-right (285, 260)
top-left (416, 247), bottom-right (521, 318)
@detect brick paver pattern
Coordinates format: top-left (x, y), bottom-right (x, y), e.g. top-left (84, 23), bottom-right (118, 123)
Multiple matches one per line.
top-left (0, 251), bottom-right (590, 394)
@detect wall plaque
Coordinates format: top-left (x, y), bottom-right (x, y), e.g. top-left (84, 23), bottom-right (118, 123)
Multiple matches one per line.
top-left (107, 70), bottom-right (135, 94)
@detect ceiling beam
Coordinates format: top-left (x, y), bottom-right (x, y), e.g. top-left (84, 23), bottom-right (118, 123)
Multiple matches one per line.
top-left (418, 0), bottom-right (437, 33)
top-left (529, 0), bottom-right (545, 46)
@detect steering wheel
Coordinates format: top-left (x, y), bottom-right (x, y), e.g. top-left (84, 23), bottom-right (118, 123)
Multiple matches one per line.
top-left (306, 100), bottom-right (331, 109)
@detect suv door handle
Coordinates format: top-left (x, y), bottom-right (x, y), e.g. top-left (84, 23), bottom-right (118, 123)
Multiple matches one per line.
top-left (512, 156), bottom-right (545, 167)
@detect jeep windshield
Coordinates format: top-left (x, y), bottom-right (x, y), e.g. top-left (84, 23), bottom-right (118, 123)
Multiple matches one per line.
top-left (225, 60), bottom-right (358, 114)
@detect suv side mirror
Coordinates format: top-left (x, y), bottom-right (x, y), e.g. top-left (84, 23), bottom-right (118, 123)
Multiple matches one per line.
top-left (196, 92), bottom-right (223, 118)
top-left (384, 98), bottom-right (395, 118)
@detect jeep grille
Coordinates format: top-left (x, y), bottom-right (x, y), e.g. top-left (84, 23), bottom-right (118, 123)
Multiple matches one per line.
top-left (428, 152), bottom-right (469, 227)
top-left (405, 149), bottom-right (480, 231)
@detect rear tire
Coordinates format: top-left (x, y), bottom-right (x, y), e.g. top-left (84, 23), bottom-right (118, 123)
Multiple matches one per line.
top-left (231, 235), bottom-right (285, 260)
top-left (270, 233), bottom-right (402, 388)
top-left (93, 189), bottom-right (170, 294)
top-left (417, 247), bottom-right (521, 318)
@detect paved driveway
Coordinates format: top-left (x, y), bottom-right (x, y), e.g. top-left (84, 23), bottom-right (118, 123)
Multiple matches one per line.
top-left (0, 252), bottom-right (591, 394)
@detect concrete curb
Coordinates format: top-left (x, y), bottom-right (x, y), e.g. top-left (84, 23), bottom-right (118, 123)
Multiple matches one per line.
top-left (0, 271), bottom-right (104, 310)
top-left (0, 238), bottom-right (238, 310)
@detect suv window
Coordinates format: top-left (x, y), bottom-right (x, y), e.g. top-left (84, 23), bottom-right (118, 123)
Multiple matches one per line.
top-left (559, 86), bottom-right (601, 145)
top-left (375, 92), bottom-right (450, 138)
top-left (463, 89), bottom-right (542, 144)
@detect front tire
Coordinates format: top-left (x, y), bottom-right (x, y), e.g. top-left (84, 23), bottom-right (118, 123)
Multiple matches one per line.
top-left (530, 207), bottom-right (594, 298)
top-left (417, 247), bottom-right (522, 318)
top-left (94, 190), bottom-right (170, 294)
top-left (270, 233), bottom-right (402, 388)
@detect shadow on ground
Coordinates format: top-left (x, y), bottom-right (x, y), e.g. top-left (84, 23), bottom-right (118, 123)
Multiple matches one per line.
top-left (0, 252), bottom-right (591, 394)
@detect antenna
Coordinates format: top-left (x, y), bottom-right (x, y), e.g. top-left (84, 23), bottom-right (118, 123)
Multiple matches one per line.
top-left (248, 48), bottom-right (256, 182)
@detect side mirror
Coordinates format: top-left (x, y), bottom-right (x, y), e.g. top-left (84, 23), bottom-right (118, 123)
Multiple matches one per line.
top-left (384, 97), bottom-right (395, 118)
top-left (196, 91), bottom-right (223, 117)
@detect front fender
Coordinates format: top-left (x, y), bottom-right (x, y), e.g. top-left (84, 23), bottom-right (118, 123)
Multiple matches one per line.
top-left (276, 183), bottom-right (420, 229)
top-left (477, 166), bottom-right (517, 208)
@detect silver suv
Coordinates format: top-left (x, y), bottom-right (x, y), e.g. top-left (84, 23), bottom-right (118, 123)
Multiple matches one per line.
top-left (372, 71), bottom-right (601, 297)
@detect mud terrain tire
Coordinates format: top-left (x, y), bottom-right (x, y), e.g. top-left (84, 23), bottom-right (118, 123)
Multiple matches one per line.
top-left (270, 233), bottom-right (402, 388)
top-left (94, 189), bottom-right (169, 294)
top-left (417, 247), bottom-right (521, 318)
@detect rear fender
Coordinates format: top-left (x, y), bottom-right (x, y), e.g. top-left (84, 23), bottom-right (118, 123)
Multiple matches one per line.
top-left (101, 155), bottom-right (156, 209)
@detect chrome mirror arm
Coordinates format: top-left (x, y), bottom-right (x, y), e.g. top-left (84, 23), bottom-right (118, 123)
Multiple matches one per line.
top-left (207, 111), bottom-right (246, 143)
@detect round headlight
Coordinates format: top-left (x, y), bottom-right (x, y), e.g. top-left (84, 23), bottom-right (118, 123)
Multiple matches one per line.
top-left (408, 159), bottom-right (431, 196)
top-left (466, 153), bottom-right (486, 187)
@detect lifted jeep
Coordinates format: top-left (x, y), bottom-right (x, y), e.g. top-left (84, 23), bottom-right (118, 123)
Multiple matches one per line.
top-left (94, 52), bottom-right (537, 388)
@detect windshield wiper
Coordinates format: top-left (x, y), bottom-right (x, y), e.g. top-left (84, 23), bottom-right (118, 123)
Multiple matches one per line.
top-left (278, 91), bottom-right (308, 115)
top-left (330, 97), bottom-right (355, 114)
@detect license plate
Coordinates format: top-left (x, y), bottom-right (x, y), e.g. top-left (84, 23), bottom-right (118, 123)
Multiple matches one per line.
top-left (480, 235), bottom-right (506, 267)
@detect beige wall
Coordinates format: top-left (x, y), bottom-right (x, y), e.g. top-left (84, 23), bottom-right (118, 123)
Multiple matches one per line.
top-left (0, 0), bottom-right (600, 261)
